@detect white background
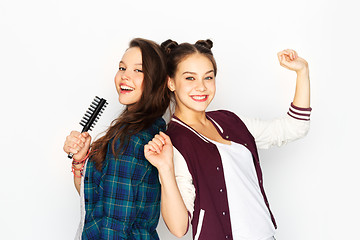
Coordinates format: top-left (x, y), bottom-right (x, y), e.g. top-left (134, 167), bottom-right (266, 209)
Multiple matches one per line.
top-left (1, 0), bottom-right (359, 239)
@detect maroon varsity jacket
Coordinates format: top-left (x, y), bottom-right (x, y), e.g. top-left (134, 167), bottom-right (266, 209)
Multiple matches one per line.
top-left (166, 110), bottom-right (276, 240)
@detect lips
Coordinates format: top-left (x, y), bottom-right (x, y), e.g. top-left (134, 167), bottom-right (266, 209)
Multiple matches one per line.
top-left (190, 95), bottom-right (208, 102)
top-left (120, 84), bottom-right (134, 93)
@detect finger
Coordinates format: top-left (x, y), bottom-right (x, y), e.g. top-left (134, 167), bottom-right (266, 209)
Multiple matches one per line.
top-left (66, 133), bottom-right (83, 145)
top-left (154, 134), bottom-right (166, 146)
top-left (144, 144), bottom-right (153, 154)
top-left (63, 140), bottom-right (79, 154)
top-left (152, 138), bottom-right (164, 151)
top-left (154, 134), bottom-right (165, 145)
top-left (285, 49), bottom-right (297, 61)
top-left (63, 144), bottom-right (69, 154)
top-left (159, 132), bottom-right (172, 145)
top-left (277, 51), bottom-right (290, 64)
top-left (71, 136), bottom-right (83, 148)
top-left (70, 130), bottom-right (81, 138)
top-left (278, 54), bottom-right (287, 66)
top-left (65, 135), bottom-right (88, 154)
top-left (147, 140), bottom-right (161, 153)
top-left (293, 50), bottom-right (298, 59)
top-left (67, 143), bottom-right (82, 155)
top-left (82, 132), bottom-right (92, 142)
top-left (147, 144), bottom-right (159, 154)
top-left (278, 50), bottom-right (289, 57)
top-left (290, 50), bottom-right (295, 60)
top-left (74, 141), bottom-right (85, 150)
top-left (68, 147), bottom-right (79, 155)
top-left (69, 131), bottom-right (89, 147)
top-left (80, 132), bottom-right (88, 142)
top-left (284, 49), bottom-right (293, 55)
top-left (64, 137), bottom-right (79, 153)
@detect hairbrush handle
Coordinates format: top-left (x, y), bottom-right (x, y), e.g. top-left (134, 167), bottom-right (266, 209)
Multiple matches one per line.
top-left (67, 96), bottom-right (108, 159)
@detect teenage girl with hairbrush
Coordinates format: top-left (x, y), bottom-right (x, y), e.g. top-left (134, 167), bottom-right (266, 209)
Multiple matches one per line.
top-left (63, 38), bottom-right (170, 240)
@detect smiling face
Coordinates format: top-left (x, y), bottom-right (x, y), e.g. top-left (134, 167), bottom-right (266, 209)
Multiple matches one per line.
top-left (168, 53), bottom-right (216, 115)
top-left (114, 47), bottom-right (144, 106)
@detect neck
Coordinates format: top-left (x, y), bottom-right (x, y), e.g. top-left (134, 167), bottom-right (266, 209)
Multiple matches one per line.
top-left (174, 105), bottom-right (207, 126)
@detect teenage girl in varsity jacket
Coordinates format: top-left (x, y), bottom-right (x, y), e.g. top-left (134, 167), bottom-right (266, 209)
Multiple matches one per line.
top-left (145, 40), bottom-right (312, 240)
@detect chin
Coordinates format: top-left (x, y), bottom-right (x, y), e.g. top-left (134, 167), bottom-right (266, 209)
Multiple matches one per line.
top-left (190, 105), bottom-right (209, 113)
top-left (118, 97), bottom-right (132, 106)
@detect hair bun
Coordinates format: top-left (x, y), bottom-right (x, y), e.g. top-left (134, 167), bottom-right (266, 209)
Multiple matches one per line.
top-left (161, 39), bottom-right (178, 54)
top-left (195, 39), bottom-right (213, 50)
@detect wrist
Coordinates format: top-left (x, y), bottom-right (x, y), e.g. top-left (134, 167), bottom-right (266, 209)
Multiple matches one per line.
top-left (73, 154), bottom-right (86, 162)
top-left (296, 65), bottom-right (309, 76)
top-left (71, 151), bottom-right (89, 178)
top-left (72, 164), bottom-right (83, 171)
top-left (158, 166), bottom-right (175, 178)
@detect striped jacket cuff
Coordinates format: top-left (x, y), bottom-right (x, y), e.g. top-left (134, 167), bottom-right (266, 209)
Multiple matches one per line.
top-left (287, 102), bottom-right (312, 121)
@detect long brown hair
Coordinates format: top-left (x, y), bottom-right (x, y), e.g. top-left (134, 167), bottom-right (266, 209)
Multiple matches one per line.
top-left (90, 38), bottom-right (170, 170)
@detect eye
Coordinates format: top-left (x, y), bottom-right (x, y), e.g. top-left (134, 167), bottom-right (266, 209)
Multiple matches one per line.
top-left (135, 69), bottom-right (143, 73)
top-left (205, 76), bottom-right (213, 80)
top-left (119, 67), bottom-right (126, 71)
top-left (186, 77), bottom-right (195, 80)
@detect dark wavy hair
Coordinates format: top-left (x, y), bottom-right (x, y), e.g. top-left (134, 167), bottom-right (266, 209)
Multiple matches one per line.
top-left (90, 38), bottom-right (170, 170)
top-left (161, 39), bottom-right (217, 78)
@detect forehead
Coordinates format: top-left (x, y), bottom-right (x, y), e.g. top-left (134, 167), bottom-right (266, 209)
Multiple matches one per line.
top-left (178, 54), bottom-right (214, 73)
top-left (121, 47), bottom-right (142, 63)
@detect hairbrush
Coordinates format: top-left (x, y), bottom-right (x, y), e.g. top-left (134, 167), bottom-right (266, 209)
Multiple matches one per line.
top-left (67, 96), bottom-right (108, 158)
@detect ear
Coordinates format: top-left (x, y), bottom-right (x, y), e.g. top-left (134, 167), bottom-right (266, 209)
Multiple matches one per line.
top-left (167, 76), bottom-right (175, 92)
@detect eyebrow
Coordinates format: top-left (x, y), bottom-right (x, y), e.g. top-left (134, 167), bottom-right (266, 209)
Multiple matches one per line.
top-left (182, 70), bottom-right (214, 75)
top-left (119, 61), bottom-right (142, 66)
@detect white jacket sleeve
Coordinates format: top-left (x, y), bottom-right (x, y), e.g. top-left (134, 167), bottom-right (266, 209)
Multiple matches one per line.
top-left (241, 103), bottom-right (312, 150)
top-left (173, 146), bottom-right (196, 220)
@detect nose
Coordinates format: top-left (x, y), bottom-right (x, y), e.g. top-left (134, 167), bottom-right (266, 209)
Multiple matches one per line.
top-left (121, 69), bottom-right (131, 81)
top-left (121, 72), bottom-right (128, 80)
top-left (195, 79), bottom-right (207, 92)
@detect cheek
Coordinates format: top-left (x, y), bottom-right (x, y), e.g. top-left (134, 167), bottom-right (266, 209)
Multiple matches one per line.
top-left (114, 72), bottom-right (121, 85)
top-left (176, 81), bottom-right (192, 93)
top-left (207, 81), bottom-right (216, 92)
top-left (135, 76), bottom-right (144, 93)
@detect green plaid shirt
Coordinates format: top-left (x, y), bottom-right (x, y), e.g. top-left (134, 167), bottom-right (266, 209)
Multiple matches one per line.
top-left (82, 118), bottom-right (165, 240)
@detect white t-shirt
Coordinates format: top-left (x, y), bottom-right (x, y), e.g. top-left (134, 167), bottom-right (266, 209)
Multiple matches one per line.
top-left (207, 138), bottom-right (275, 240)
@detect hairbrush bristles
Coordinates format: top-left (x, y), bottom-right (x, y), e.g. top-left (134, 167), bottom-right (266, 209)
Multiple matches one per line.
top-left (68, 96), bottom-right (108, 159)
top-left (79, 96), bottom-right (108, 132)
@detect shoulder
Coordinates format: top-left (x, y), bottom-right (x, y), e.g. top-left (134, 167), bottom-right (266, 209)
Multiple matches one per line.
top-left (108, 118), bottom-right (165, 168)
top-left (165, 123), bottom-right (197, 155)
top-left (118, 117), bottom-right (166, 152)
top-left (105, 136), bottom-right (150, 182)
top-left (207, 109), bottom-right (243, 125)
top-left (135, 117), bottom-right (166, 144)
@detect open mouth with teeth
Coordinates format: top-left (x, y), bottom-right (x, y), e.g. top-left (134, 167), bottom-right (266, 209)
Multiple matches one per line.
top-left (190, 95), bottom-right (208, 102)
top-left (120, 84), bottom-right (135, 93)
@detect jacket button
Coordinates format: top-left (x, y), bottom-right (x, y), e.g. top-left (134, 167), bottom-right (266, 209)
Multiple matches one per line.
top-left (222, 211), bottom-right (226, 215)
top-left (225, 236), bottom-right (229, 239)
top-left (225, 135), bottom-right (229, 139)
top-left (219, 189), bottom-right (223, 193)
top-left (244, 143), bottom-right (248, 146)
top-left (85, 199), bottom-right (88, 202)
top-left (85, 177), bottom-right (88, 181)
top-left (216, 167), bottom-right (220, 171)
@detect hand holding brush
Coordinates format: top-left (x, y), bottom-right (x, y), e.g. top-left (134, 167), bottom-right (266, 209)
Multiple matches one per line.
top-left (63, 96), bottom-right (108, 160)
